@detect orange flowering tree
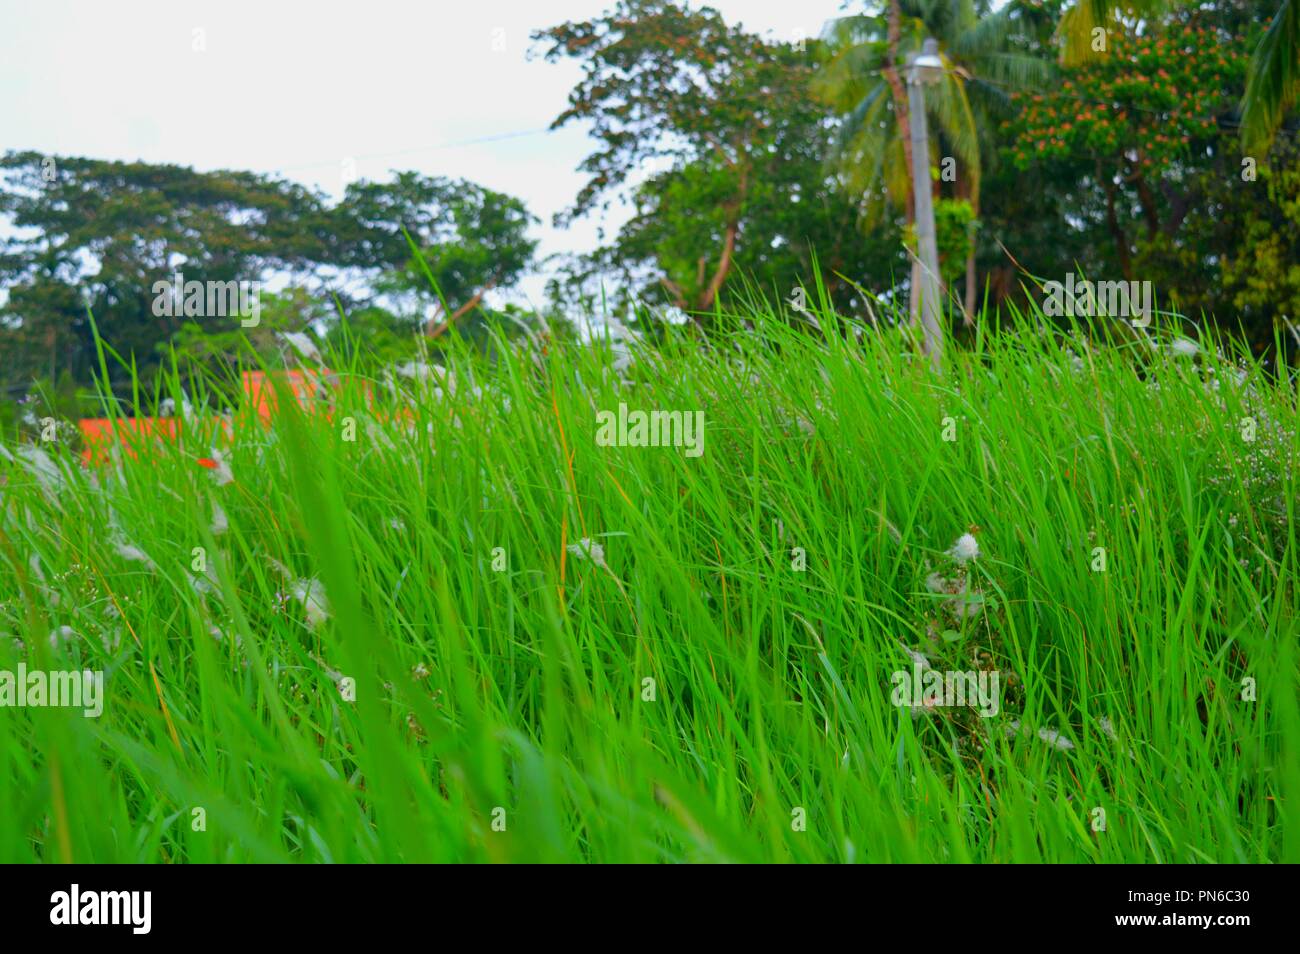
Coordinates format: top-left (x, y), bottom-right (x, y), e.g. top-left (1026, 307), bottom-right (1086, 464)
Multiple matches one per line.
top-left (1006, 23), bottom-right (1242, 170)
top-left (1000, 19), bottom-right (1247, 279)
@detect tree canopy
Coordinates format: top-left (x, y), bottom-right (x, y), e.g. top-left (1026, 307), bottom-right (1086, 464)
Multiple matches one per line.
top-left (1, 0), bottom-right (1298, 427)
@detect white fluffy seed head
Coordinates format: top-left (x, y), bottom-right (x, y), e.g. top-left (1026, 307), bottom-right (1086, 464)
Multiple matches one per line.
top-left (947, 533), bottom-right (980, 564)
top-left (567, 537), bottom-right (607, 568)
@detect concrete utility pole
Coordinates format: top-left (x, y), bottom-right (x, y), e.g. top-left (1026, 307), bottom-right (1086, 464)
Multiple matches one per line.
top-left (906, 38), bottom-right (945, 372)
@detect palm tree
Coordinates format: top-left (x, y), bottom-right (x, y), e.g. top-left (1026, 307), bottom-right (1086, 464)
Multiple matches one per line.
top-left (818, 0), bottom-right (1048, 321)
top-left (1236, 0), bottom-right (1296, 151)
top-left (1059, 0), bottom-right (1297, 152)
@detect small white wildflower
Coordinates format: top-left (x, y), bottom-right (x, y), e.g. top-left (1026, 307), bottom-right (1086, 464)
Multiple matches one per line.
top-left (947, 533), bottom-right (980, 564)
top-left (1098, 716), bottom-right (1117, 740)
top-left (1037, 727), bottom-right (1075, 751)
top-left (206, 448), bottom-right (233, 487)
top-left (309, 652), bottom-right (343, 684)
top-left (114, 541), bottom-right (157, 570)
top-left (280, 331), bottom-right (322, 364)
top-left (398, 362), bottom-right (453, 401)
top-left (610, 340), bottom-right (634, 376)
top-left (396, 360), bottom-right (434, 381)
top-left (924, 572), bottom-right (948, 593)
top-left (388, 517), bottom-right (406, 532)
top-left (267, 557), bottom-right (331, 629)
top-left (1169, 337), bottom-right (1199, 357)
top-left (16, 445), bottom-right (64, 495)
top-left (947, 591), bottom-right (985, 620)
top-left (159, 395), bottom-right (194, 418)
top-left (210, 625), bottom-right (242, 649)
top-left (567, 537), bottom-right (607, 569)
top-left (395, 361), bottom-right (447, 382)
top-left (898, 640), bottom-right (930, 670)
top-left (49, 625), bottom-right (77, 649)
top-left (291, 578), bottom-right (331, 630)
top-left (210, 500), bottom-right (228, 536)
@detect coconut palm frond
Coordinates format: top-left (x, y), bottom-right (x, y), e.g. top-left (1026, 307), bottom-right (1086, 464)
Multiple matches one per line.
top-left (883, 133), bottom-right (912, 211)
top-left (929, 70), bottom-right (982, 174)
top-left (815, 43), bottom-right (887, 108)
top-left (949, 5), bottom-right (1019, 60)
top-left (820, 13), bottom-right (888, 46)
top-left (821, 0), bottom-right (1049, 225)
top-left (831, 83), bottom-right (890, 158)
top-left (1241, 0), bottom-right (1300, 154)
top-left (973, 52), bottom-right (1054, 91)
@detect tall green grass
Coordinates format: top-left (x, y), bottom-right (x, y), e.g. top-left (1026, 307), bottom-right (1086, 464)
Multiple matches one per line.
top-left (0, 302), bottom-right (1296, 862)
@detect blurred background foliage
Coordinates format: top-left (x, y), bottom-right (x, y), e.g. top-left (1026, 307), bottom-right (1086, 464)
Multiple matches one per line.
top-left (2, 0), bottom-right (1298, 436)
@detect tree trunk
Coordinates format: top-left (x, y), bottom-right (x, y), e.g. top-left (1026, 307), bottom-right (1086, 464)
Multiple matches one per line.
top-left (1132, 171), bottom-right (1160, 239)
top-left (696, 165), bottom-right (748, 314)
top-left (425, 278), bottom-right (498, 338)
top-left (963, 189), bottom-right (980, 326)
top-left (1101, 175), bottom-right (1133, 282)
top-left (698, 219), bottom-right (738, 311)
top-left (884, 0), bottom-right (919, 325)
top-left (963, 253), bottom-right (976, 326)
top-left (884, 0), bottom-right (913, 221)
top-left (910, 258), bottom-right (921, 325)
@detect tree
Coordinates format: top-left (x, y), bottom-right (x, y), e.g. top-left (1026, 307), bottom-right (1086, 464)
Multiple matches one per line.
top-left (1058, 0), bottom-right (1297, 152)
top-left (0, 151), bottom-right (338, 395)
top-left (535, 0), bottom-right (842, 323)
top-left (818, 0), bottom-right (1049, 321)
top-left (1004, 16), bottom-right (1247, 279)
top-left (0, 155), bottom-right (539, 402)
top-left (999, 6), bottom-right (1300, 353)
top-left (549, 152), bottom-right (905, 324)
top-left (1240, 0), bottom-right (1298, 151)
top-left (333, 172), bottom-right (537, 336)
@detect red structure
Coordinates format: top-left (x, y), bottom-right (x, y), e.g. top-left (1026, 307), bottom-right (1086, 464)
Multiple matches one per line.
top-left (77, 370), bottom-right (342, 464)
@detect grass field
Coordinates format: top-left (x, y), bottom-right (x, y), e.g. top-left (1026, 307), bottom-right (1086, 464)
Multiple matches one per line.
top-left (1, 304), bottom-right (1297, 863)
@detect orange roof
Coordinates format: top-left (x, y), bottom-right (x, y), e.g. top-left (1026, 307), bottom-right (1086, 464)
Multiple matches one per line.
top-left (77, 416), bottom-right (182, 464)
top-left (76, 370), bottom-right (400, 465)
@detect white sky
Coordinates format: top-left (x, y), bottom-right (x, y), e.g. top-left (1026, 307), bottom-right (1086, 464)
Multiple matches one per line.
top-left (0, 0), bottom-right (849, 308)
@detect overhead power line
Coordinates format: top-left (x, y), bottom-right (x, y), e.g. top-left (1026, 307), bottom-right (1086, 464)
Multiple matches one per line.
top-left (268, 128), bottom-right (556, 177)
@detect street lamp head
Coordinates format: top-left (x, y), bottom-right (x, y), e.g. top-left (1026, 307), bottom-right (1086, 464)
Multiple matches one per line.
top-left (908, 38), bottom-right (944, 85)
